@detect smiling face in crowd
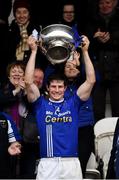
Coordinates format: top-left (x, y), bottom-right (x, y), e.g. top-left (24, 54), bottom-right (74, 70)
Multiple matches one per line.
top-left (99, 0), bottom-right (117, 15)
top-left (9, 65), bottom-right (25, 87)
top-left (63, 4), bottom-right (75, 23)
top-left (15, 7), bottom-right (30, 25)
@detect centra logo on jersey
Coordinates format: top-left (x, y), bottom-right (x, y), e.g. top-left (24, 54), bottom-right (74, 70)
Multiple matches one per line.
top-left (45, 115), bottom-right (72, 123)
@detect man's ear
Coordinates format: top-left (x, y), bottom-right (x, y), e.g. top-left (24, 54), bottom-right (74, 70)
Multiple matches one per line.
top-left (64, 86), bottom-right (67, 91)
top-left (46, 85), bottom-right (49, 91)
top-left (113, 0), bottom-right (118, 8)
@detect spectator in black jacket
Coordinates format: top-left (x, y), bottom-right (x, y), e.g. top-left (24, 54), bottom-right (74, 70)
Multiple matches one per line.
top-left (8, 0), bottom-right (47, 70)
top-left (85, 0), bottom-right (119, 122)
top-left (0, 0), bottom-right (12, 86)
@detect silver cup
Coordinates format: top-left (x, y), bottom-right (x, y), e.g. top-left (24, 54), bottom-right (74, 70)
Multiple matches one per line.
top-left (40, 24), bottom-right (75, 64)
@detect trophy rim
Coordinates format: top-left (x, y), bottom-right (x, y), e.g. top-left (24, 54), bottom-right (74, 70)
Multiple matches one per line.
top-left (40, 24), bottom-right (75, 64)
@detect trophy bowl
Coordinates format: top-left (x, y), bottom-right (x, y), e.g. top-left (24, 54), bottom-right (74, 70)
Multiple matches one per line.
top-left (40, 24), bottom-right (75, 64)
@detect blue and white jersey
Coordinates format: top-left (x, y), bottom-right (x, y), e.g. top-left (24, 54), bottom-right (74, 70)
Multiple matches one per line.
top-left (32, 93), bottom-right (82, 158)
top-left (65, 84), bottom-right (94, 127)
top-left (0, 112), bottom-right (21, 142)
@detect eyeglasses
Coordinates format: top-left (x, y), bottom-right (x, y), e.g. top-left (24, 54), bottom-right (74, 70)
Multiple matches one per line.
top-left (63, 11), bottom-right (74, 14)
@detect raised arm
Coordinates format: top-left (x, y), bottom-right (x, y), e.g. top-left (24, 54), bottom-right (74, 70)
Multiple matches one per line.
top-left (77, 35), bottom-right (96, 101)
top-left (25, 35), bottom-right (40, 102)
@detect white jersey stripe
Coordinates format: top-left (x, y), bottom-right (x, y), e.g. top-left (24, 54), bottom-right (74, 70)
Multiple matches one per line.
top-left (46, 125), bottom-right (49, 157)
top-left (49, 125), bottom-right (53, 157)
top-left (46, 125), bottom-right (53, 157)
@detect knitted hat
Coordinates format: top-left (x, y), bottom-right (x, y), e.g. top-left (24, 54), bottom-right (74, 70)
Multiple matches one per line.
top-left (13, 0), bottom-right (31, 16)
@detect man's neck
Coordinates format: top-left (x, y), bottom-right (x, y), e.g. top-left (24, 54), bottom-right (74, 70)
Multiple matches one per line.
top-left (49, 98), bottom-right (64, 103)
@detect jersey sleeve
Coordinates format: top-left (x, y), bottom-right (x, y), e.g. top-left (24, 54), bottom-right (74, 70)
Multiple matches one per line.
top-left (2, 112), bottom-right (21, 143)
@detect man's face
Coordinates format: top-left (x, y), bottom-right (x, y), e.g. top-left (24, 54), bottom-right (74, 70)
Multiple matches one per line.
top-left (99, 0), bottom-right (117, 15)
top-left (64, 61), bottom-right (80, 79)
top-left (33, 69), bottom-right (44, 89)
top-left (47, 80), bottom-right (66, 101)
top-left (63, 5), bottom-right (75, 22)
top-left (15, 7), bottom-right (30, 25)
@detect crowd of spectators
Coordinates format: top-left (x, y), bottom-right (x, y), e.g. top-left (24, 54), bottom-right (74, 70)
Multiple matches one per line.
top-left (0, 0), bottom-right (119, 179)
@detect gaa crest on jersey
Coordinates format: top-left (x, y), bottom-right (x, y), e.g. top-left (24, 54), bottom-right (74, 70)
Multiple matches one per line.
top-left (54, 107), bottom-right (60, 115)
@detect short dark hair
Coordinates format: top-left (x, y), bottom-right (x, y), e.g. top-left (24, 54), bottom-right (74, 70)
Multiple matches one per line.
top-left (6, 61), bottom-right (25, 77)
top-left (13, 0), bottom-right (31, 17)
top-left (47, 73), bottom-right (67, 87)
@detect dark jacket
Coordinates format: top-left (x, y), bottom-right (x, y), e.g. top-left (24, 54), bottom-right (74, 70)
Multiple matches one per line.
top-left (8, 20), bottom-right (38, 63)
top-left (0, 0), bottom-right (12, 23)
top-left (85, 8), bottom-right (119, 82)
top-left (1, 81), bottom-right (26, 128)
top-left (8, 20), bottom-right (48, 70)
